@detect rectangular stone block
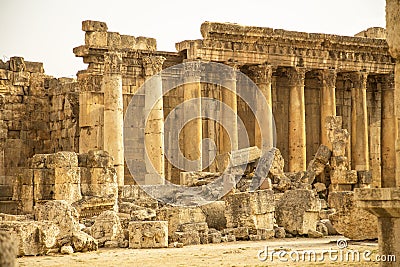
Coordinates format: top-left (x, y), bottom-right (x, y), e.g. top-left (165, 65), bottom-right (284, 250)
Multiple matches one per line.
top-left (54, 167), bottom-right (80, 184)
top-left (357, 170), bottom-right (372, 184)
top-left (216, 146), bottom-right (261, 171)
top-left (54, 183), bottom-right (81, 204)
top-left (171, 231), bottom-right (200, 245)
top-left (82, 20), bottom-right (108, 32)
top-left (225, 190), bottom-right (274, 230)
top-left (180, 222), bottom-right (208, 233)
top-left (156, 206), bottom-right (206, 236)
top-left (46, 152), bottom-right (78, 168)
top-left (33, 169), bottom-right (55, 185)
top-left (331, 184), bottom-right (353, 191)
top-left (85, 31), bottom-right (108, 47)
top-left (314, 145), bottom-right (332, 164)
top-left (89, 168), bottom-right (115, 184)
top-left (128, 221), bottom-right (168, 248)
top-left (330, 169), bottom-right (357, 184)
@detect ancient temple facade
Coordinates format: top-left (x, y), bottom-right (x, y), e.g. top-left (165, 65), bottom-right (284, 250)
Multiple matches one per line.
top-left (0, 20), bottom-right (396, 208)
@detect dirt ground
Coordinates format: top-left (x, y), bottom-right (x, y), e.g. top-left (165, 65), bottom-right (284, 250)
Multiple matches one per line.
top-left (17, 236), bottom-right (382, 267)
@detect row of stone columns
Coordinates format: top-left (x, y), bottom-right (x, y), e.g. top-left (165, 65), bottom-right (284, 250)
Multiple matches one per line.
top-left (247, 65), bottom-right (395, 178)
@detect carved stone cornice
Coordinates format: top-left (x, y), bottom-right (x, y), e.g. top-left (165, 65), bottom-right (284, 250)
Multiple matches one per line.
top-left (142, 56), bottom-right (165, 77)
top-left (248, 64), bottom-right (273, 85)
top-left (104, 52), bottom-right (122, 75)
top-left (287, 67), bottom-right (306, 87)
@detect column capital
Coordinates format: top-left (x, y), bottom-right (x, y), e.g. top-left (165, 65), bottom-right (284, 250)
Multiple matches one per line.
top-left (142, 56), bottom-right (166, 77)
top-left (248, 64), bottom-right (273, 85)
top-left (320, 69), bottom-right (337, 88)
top-left (287, 67), bottom-right (306, 86)
top-left (381, 72), bottom-right (395, 91)
top-left (104, 51), bottom-right (122, 74)
top-left (349, 71), bottom-right (368, 89)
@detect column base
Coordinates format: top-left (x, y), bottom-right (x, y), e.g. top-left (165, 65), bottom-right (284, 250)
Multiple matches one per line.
top-left (355, 188), bottom-right (400, 267)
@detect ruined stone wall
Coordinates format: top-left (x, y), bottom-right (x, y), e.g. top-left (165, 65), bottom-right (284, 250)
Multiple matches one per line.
top-left (0, 57), bottom-right (50, 190)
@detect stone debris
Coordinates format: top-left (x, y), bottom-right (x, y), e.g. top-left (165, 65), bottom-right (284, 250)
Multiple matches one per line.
top-left (225, 190), bottom-right (274, 239)
top-left (275, 189), bottom-right (321, 235)
top-left (0, 221), bottom-right (59, 256)
top-left (128, 221), bottom-right (168, 248)
top-left (307, 229), bottom-right (324, 238)
top-left (72, 230), bottom-right (98, 252)
top-left (0, 231), bottom-right (17, 267)
top-left (60, 245), bottom-right (74, 254)
top-left (328, 191), bottom-right (377, 240)
top-left (34, 200), bottom-right (80, 237)
top-left (88, 210), bottom-right (123, 247)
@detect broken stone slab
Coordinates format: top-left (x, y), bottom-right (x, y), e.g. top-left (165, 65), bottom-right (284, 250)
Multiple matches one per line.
top-left (250, 148), bottom-right (283, 190)
top-left (313, 182), bottom-right (327, 193)
top-left (275, 189), bottom-right (321, 235)
top-left (330, 156), bottom-right (349, 170)
top-left (216, 146), bottom-right (261, 172)
top-left (0, 221), bottom-right (60, 256)
top-left (274, 226), bottom-right (286, 238)
top-left (89, 210), bottom-right (123, 246)
top-left (34, 200), bottom-right (80, 237)
top-left (0, 231), bottom-right (17, 266)
top-left (179, 171), bottom-right (220, 186)
top-left (328, 191), bottom-right (377, 240)
top-left (316, 221), bottom-right (329, 236)
top-left (308, 229), bottom-right (324, 238)
top-left (225, 190), bottom-right (274, 230)
top-left (128, 221), bottom-right (168, 248)
top-left (223, 227), bottom-right (249, 241)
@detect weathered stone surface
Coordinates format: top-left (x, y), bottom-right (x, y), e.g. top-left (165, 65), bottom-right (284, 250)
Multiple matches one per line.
top-left (72, 231), bottom-right (98, 252)
top-left (0, 231), bottom-right (17, 266)
top-left (225, 190), bottom-right (274, 231)
top-left (34, 200), bottom-right (80, 237)
top-left (307, 229), bottom-right (323, 238)
top-left (128, 221), bottom-right (168, 248)
top-left (316, 221), bottom-right (329, 236)
top-left (60, 245), bottom-right (74, 254)
top-left (156, 206), bottom-right (206, 237)
top-left (274, 226), bottom-right (286, 238)
top-left (89, 210), bottom-right (123, 246)
top-left (0, 221), bottom-right (59, 256)
top-left (200, 201), bottom-right (226, 231)
top-left (82, 20), bottom-right (108, 32)
top-left (275, 189), bottom-right (321, 235)
top-left (328, 191), bottom-right (377, 240)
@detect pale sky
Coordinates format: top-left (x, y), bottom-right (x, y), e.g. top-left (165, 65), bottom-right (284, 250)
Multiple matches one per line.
top-left (0, 0), bottom-right (386, 77)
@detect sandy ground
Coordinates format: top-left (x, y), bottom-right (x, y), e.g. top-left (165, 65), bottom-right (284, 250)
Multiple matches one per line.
top-left (17, 236), bottom-right (382, 267)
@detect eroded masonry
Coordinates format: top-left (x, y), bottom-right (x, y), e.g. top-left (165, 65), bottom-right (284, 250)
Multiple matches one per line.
top-left (0, 19), bottom-right (399, 262)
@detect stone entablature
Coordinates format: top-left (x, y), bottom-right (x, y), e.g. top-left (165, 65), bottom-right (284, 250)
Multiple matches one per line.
top-left (176, 22), bottom-right (394, 74)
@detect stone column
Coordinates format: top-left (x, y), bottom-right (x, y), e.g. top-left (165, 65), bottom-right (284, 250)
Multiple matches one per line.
top-left (183, 61), bottom-right (202, 171)
top-left (143, 56), bottom-right (166, 184)
top-left (320, 69), bottom-right (337, 148)
top-left (381, 73), bottom-right (396, 188)
top-left (221, 65), bottom-right (239, 152)
top-left (249, 64), bottom-right (274, 149)
top-left (287, 67), bottom-right (307, 172)
top-left (350, 71), bottom-right (369, 171)
top-left (103, 52), bottom-right (124, 186)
